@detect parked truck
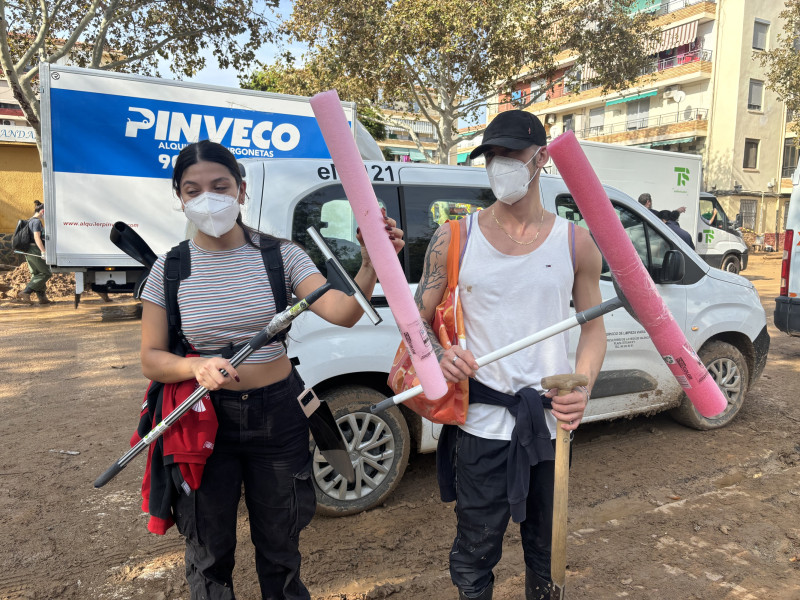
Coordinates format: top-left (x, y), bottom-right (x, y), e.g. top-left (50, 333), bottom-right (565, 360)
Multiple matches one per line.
top-left (38, 63), bottom-right (380, 302)
top-left (548, 140), bottom-right (749, 273)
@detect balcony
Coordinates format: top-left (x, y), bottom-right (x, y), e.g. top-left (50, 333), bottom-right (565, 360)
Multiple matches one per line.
top-left (580, 49), bottom-right (713, 93)
top-left (645, 0), bottom-right (716, 18)
top-left (643, 48), bottom-right (712, 74)
top-left (514, 49), bottom-right (713, 115)
top-left (574, 108), bottom-right (708, 146)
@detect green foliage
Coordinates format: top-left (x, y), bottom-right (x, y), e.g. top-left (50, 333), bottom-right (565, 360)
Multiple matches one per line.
top-left (269, 0), bottom-right (658, 163)
top-left (759, 0), bottom-right (800, 140)
top-left (242, 54), bottom-right (387, 140)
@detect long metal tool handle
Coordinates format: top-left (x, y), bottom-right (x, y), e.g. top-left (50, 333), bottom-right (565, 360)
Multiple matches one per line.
top-left (93, 283), bottom-right (331, 488)
top-left (370, 296), bottom-right (623, 414)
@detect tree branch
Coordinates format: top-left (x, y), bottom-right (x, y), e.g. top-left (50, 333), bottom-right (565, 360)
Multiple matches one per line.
top-left (91, 0), bottom-right (123, 67)
top-left (100, 25), bottom-right (223, 71)
top-left (46, 0), bottom-right (106, 65)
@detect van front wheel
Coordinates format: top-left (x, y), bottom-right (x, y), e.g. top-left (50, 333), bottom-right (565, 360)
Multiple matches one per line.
top-left (721, 254), bottom-right (741, 274)
top-left (669, 340), bottom-right (749, 430)
top-left (311, 385), bottom-right (411, 517)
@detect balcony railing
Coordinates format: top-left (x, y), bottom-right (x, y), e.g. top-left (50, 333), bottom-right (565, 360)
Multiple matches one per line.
top-left (579, 49), bottom-right (713, 93)
top-left (642, 48), bottom-right (713, 75)
top-left (575, 107), bottom-right (708, 138)
top-left (637, 0), bottom-right (715, 17)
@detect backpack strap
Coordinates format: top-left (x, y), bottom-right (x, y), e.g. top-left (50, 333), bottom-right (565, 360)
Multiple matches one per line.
top-left (259, 238), bottom-right (289, 344)
top-left (163, 240), bottom-right (192, 356)
top-left (162, 237), bottom-right (290, 359)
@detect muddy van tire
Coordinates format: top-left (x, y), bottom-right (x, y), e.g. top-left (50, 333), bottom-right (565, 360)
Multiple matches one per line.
top-left (670, 341), bottom-right (749, 430)
top-left (721, 254), bottom-right (741, 274)
top-left (311, 385), bottom-right (411, 517)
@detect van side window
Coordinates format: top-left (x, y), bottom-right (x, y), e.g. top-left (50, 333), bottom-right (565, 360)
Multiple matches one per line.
top-left (555, 195), bottom-right (671, 278)
top-left (292, 184), bottom-right (400, 277)
top-left (401, 185), bottom-right (495, 283)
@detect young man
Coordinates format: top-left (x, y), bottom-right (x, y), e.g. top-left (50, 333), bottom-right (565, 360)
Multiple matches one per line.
top-left (414, 110), bottom-right (607, 600)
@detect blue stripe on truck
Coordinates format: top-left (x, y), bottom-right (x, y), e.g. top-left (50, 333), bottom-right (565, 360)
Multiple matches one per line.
top-left (50, 88), bottom-right (338, 177)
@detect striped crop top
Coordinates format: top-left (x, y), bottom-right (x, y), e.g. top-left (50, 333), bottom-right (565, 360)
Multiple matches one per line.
top-left (140, 236), bottom-right (319, 363)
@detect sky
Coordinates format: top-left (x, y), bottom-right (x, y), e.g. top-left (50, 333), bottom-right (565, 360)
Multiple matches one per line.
top-left (163, 1), bottom-right (485, 127)
top-left (174, 1), bottom-right (301, 89)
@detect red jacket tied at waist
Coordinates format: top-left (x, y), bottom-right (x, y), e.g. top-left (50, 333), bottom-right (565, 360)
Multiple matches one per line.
top-left (132, 374), bottom-right (218, 535)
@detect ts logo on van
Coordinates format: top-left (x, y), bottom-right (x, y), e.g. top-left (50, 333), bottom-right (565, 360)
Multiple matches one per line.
top-left (674, 166), bottom-right (690, 187)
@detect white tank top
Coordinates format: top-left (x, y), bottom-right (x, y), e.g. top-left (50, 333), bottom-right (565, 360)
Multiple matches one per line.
top-left (458, 212), bottom-right (574, 440)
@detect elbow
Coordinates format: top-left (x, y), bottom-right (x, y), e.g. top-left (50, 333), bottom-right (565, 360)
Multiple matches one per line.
top-left (140, 350), bottom-right (159, 381)
top-left (141, 363), bottom-right (157, 381)
top-left (342, 315), bottom-right (360, 328)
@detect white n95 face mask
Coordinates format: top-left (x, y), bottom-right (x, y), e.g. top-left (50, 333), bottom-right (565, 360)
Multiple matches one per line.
top-left (182, 191), bottom-right (241, 237)
top-left (486, 147), bottom-right (542, 205)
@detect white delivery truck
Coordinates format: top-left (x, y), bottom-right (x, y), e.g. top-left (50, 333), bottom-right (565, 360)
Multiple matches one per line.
top-left (239, 158), bottom-right (769, 516)
top-left (774, 159), bottom-right (800, 335)
top-left (38, 63), bottom-right (381, 303)
top-left (548, 140), bottom-right (749, 274)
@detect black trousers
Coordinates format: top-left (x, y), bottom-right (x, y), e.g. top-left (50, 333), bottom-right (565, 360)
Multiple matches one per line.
top-left (173, 370), bottom-right (316, 600)
top-left (448, 428), bottom-right (569, 596)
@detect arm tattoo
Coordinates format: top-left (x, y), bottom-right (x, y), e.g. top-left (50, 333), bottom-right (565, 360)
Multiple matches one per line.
top-left (424, 320), bottom-right (445, 362)
top-left (414, 226), bottom-right (448, 314)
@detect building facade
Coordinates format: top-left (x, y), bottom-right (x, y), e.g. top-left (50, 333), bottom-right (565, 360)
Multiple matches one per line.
top-left (463, 0), bottom-right (793, 249)
top-left (0, 76), bottom-right (43, 263)
top-left (377, 107), bottom-right (440, 163)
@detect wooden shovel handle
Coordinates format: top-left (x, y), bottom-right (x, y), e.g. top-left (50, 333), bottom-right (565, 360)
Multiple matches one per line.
top-left (541, 374), bottom-right (588, 592)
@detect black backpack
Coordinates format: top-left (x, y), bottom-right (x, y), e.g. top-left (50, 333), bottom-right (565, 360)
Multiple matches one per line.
top-left (11, 219), bottom-right (34, 251)
top-left (134, 237), bottom-right (290, 526)
top-left (160, 238), bottom-right (290, 357)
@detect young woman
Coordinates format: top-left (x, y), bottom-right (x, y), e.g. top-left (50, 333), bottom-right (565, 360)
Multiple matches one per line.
top-left (139, 140), bottom-right (404, 599)
top-left (18, 200), bottom-right (52, 304)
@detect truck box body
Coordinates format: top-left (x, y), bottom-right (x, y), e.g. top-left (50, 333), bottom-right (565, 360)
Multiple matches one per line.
top-left (38, 64), bottom-right (362, 293)
top-left (548, 140), bottom-right (749, 273)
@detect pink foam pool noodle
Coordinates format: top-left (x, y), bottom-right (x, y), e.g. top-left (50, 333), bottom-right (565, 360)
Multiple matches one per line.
top-left (310, 90), bottom-right (447, 400)
top-left (547, 131), bottom-right (726, 418)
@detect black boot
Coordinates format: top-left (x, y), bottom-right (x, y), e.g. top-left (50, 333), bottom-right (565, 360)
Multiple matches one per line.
top-left (458, 582), bottom-right (493, 600)
top-left (525, 567), bottom-right (554, 600)
top-left (35, 291), bottom-right (52, 305)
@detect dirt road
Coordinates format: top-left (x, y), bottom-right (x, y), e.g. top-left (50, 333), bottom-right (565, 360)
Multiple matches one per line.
top-left (1, 254), bottom-right (798, 600)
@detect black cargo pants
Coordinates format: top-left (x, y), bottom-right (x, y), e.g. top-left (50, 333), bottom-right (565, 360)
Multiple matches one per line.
top-left (448, 428), bottom-right (569, 597)
top-left (173, 370), bottom-right (316, 600)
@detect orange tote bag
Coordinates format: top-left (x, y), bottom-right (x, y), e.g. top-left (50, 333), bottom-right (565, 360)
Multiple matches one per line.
top-left (387, 219), bottom-right (469, 425)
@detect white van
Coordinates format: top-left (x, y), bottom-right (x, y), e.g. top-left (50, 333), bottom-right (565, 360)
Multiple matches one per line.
top-left (774, 161), bottom-right (800, 335)
top-left (241, 159), bottom-right (769, 516)
top-left (549, 141), bottom-right (750, 274)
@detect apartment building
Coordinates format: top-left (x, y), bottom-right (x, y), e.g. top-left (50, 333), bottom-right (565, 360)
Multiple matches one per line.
top-left (378, 107), bottom-right (440, 163)
top-left (464, 0), bottom-right (792, 248)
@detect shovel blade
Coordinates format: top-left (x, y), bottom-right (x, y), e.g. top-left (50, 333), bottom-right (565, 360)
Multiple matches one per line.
top-left (307, 400), bottom-right (355, 484)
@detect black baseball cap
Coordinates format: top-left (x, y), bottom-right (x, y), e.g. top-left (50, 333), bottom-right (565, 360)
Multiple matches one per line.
top-left (469, 110), bottom-right (547, 159)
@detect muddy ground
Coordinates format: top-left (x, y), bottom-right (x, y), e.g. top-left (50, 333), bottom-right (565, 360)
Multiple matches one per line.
top-left (0, 253), bottom-right (798, 600)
